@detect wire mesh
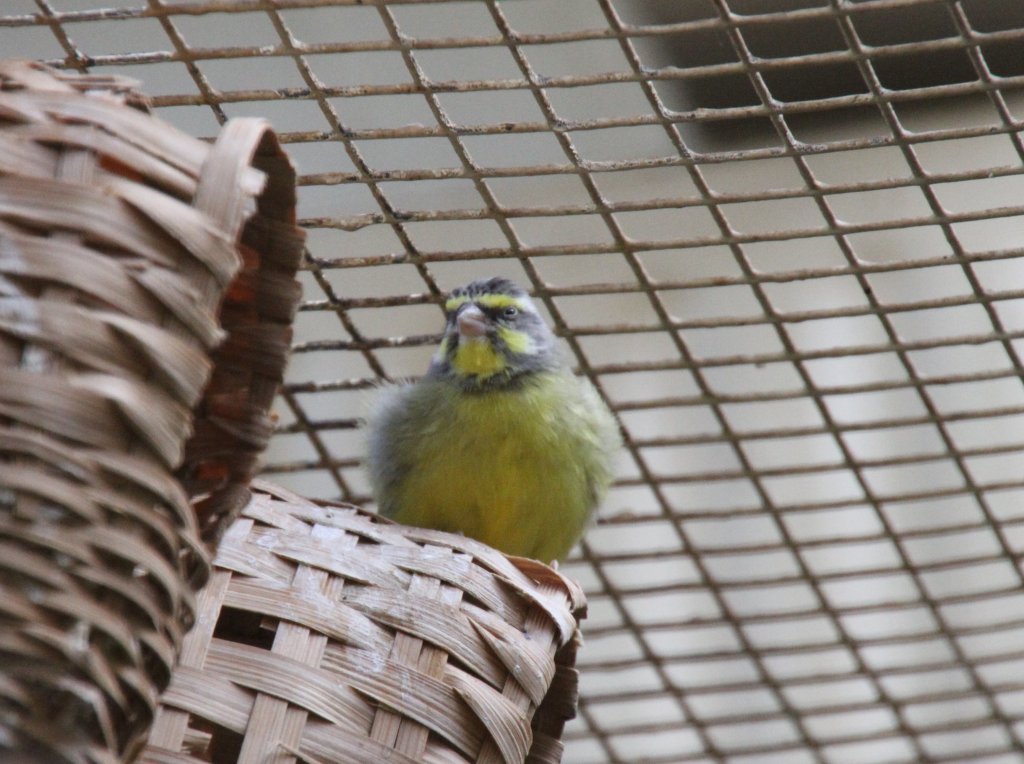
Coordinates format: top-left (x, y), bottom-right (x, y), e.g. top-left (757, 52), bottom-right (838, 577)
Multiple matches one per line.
top-left (4, 0), bottom-right (1024, 761)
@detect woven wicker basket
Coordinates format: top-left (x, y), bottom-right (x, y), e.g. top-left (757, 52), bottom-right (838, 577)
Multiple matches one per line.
top-left (0, 60), bottom-right (302, 762)
top-left (142, 480), bottom-right (586, 764)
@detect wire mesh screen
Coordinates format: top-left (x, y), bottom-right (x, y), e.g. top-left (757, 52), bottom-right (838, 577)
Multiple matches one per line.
top-left (5, 0), bottom-right (1024, 761)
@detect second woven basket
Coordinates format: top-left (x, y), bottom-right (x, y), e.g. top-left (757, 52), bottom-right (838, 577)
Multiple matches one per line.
top-left (143, 481), bottom-right (586, 764)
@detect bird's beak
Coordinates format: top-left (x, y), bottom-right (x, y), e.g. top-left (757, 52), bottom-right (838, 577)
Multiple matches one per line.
top-left (457, 304), bottom-right (489, 339)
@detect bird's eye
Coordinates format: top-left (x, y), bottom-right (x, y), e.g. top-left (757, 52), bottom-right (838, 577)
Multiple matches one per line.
top-left (502, 306), bottom-right (519, 319)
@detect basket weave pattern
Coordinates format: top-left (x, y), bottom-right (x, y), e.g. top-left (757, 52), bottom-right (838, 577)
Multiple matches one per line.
top-left (144, 481), bottom-right (586, 764)
top-left (0, 61), bottom-right (301, 762)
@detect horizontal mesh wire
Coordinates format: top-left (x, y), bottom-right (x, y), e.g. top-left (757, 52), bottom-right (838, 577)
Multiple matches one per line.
top-left (5, 0), bottom-right (1024, 761)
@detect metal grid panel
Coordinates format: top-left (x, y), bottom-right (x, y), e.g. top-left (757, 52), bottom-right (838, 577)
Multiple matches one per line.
top-left (4, 1), bottom-right (1024, 761)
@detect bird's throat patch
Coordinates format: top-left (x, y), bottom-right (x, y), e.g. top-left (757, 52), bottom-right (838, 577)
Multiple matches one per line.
top-left (453, 338), bottom-right (506, 378)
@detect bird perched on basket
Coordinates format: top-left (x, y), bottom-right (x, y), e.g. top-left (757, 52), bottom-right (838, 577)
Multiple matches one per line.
top-left (366, 277), bottom-right (621, 562)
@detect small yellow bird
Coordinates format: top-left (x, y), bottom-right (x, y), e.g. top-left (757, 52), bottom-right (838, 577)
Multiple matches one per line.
top-left (366, 277), bottom-right (621, 562)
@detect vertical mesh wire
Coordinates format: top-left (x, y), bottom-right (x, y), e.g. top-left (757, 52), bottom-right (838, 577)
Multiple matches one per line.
top-left (4, 1), bottom-right (1024, 761)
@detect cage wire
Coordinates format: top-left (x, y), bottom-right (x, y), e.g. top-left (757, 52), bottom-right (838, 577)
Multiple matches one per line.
top-left (4, 0), bottom-right (1024, 761)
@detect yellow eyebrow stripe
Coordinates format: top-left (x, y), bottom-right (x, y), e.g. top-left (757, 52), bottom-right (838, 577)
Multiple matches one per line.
top-left (476, 294), bottom-right (528, 310)
top-left (444, 293), bottom-right (529, 313)
top-left (444, 295), bottom-right (469, 313)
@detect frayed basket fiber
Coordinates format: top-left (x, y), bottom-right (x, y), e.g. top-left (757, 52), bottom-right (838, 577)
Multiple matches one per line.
top-left (0, 60), bottom-right (303, 762)
top-left (142, 480), bottom-right (587, 764)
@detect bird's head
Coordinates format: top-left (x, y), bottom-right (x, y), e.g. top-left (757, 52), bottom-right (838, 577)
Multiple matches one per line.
top-left (430, 277), bottom-right (558, 390)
